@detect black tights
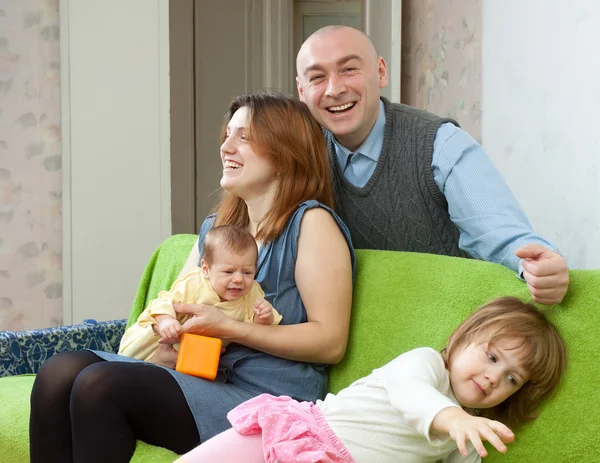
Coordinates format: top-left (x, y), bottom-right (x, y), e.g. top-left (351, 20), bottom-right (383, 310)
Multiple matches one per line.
top-left (29, 351), bottom-right (200, 463)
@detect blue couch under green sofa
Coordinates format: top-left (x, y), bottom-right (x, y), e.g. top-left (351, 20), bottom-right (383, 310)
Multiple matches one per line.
top-left (1, 234), bottom-right (598, 462)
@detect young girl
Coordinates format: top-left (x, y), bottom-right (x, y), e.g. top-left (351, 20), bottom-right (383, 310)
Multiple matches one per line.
top-left (118, 225), bottom-right (282, 362)
top-left (176, 296), bottom-right (566, 462)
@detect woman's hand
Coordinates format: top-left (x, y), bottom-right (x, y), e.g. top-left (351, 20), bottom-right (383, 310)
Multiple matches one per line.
top-left (174, 302), bottom-right (235, 339)
top-left (147, 343), bottom-right (178, 369)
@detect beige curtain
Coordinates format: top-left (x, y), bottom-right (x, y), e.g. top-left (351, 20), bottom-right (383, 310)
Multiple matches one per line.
top-left (0, 0), bottom-right (63, 330)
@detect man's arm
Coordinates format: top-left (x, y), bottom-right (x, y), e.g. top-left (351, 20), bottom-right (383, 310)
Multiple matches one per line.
top-left (432, 123), bottom-right (569, 304)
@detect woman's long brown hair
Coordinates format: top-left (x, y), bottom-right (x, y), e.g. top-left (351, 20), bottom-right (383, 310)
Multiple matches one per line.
top-left (214, 91), bottom-right (334, 243)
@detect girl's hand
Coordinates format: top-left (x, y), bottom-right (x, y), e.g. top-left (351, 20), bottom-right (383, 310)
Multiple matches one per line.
top-left (253, 299), bottom-right (275, 325)
top-left (174, 302), bottom-right (233, 338)
top-left (433, 407), bottom-right (514, 458)
top-left (449, 415), bottom-right (513, 457)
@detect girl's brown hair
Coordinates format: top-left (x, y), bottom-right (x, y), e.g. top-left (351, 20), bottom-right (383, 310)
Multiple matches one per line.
top-left (442, 297), bottom-right (567, 429)
top-left (214, 91), bottom-right (334, 243)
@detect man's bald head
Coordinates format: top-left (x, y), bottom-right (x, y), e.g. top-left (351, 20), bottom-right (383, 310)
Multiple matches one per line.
top-left (297, 26), bottom-right (379, 75)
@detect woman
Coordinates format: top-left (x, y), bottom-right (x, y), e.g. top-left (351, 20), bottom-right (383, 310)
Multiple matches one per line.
top-left (29, 92), bottom-right (355, 462)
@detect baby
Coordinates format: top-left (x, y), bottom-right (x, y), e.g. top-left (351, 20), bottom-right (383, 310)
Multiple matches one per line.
top-left (119, 225), bottom-right (282, 361)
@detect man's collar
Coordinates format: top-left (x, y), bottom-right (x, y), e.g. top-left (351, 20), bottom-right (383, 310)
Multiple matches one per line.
top-left (331, 100), bottom-right (386, 160)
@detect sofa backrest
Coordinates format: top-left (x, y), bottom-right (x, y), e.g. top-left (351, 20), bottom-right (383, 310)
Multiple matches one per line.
top-left (127, 234), bottom-right (199, 329)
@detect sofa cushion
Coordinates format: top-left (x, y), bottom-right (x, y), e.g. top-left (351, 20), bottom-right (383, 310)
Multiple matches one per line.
top-left (0, 320), bottom-right (125, 377)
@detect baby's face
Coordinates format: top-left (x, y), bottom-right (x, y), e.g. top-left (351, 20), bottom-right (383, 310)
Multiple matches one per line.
top-left (203, 247), bottom-right (257, 302)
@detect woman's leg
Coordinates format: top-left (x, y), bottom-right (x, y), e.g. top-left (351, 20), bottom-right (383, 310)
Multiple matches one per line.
top-left (174, 429), bottom-right (265, 463)
top-left (29, 350), bottom-right (105, 463)
top-left (69, 361), bottom-right (200, 463)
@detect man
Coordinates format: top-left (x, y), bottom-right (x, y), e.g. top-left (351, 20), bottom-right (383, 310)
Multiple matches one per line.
top-left (296, 25), bottom-right (568, 305)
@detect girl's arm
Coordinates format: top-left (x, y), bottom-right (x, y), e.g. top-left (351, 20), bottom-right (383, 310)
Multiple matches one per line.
top-left (380, 348), bottom-right (462, 438)
top-left (176, 208), bottom-right (353, 365)
top-left (379, 348), bottom-right (514, 459)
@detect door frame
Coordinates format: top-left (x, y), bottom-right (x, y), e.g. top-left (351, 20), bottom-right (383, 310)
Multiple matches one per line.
top-left (169, 0), bottom-right (196, 234)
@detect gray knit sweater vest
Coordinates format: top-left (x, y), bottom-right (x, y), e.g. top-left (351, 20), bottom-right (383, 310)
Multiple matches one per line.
top-left (328, 98), bottom-right (469, 257)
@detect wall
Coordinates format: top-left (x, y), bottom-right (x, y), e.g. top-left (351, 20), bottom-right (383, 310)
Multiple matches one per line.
top-left (401, 0), bottom-right (482, 140)
top-left (63, 0), bottom-right (171, 324)
top-left (482, 0), bottom-right (600, 269)
top-left (0, 0), bottom-right (63, 331)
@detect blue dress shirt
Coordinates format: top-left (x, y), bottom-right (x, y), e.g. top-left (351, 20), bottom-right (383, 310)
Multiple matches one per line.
top-left (331, 101), bottom-right (558, 274)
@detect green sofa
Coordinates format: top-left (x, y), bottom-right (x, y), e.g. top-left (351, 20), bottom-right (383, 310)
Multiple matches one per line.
top-left (1, 234), bottom-right (598, 462)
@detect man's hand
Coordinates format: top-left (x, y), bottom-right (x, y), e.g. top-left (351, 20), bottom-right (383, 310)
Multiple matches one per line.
top-left (432, 407), bottom-right (514, 458)
top-left (253, 298), bottom-right (275, 325)
top-left (516, 244), bottom-right (569, 305)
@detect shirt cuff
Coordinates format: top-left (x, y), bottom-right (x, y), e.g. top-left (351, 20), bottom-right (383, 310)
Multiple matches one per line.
top-left (517, 260), bottom-right (525, 280)
top-left (426, 404), bottom-right (463, 447)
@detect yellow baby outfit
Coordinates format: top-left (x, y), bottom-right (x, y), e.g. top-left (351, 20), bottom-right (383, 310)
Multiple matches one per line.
top-left (118, 267), bottom-right (282, 361)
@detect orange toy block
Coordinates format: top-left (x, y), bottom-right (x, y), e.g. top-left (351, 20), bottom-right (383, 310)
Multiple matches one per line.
top-left (175, 333), bottom-right (222, 380)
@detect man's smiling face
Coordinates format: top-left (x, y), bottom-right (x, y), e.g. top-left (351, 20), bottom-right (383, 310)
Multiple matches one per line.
top-left (296, 26), bottom-right (388, 152)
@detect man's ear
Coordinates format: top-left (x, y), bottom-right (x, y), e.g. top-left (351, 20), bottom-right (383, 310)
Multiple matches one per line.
top-left (296, 77), bottom-right (305, 102)
top-left (377, 57), bottom-right (389, 89)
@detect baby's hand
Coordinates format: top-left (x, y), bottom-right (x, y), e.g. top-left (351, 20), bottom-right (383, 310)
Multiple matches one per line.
top-left (446, 412), bottom-right (514, 458)
top-left (253, 298), bottom-right (275, 325)
top-left (156, 315), bottom-right (182, 342)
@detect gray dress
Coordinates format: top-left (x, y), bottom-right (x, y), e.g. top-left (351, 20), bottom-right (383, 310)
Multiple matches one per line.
top-left (93, 200), bottom-right (355, 441)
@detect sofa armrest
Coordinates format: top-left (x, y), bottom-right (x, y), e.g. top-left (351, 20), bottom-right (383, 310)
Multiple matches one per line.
top-left (0, 319), bottom-right (126, 377)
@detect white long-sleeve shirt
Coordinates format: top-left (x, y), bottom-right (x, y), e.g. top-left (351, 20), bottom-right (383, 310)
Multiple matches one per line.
top-left (317, 347), bottom-right (480, 463)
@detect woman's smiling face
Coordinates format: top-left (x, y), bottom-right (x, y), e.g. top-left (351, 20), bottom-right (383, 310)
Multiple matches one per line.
top-left (219, 106), bottom-right (279, 201)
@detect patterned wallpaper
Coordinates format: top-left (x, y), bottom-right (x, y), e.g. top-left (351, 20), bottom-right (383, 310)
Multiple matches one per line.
top-left (0, 0), bottom-right (63, 331)
top-left (401, 0), bottom-right (482, 142)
